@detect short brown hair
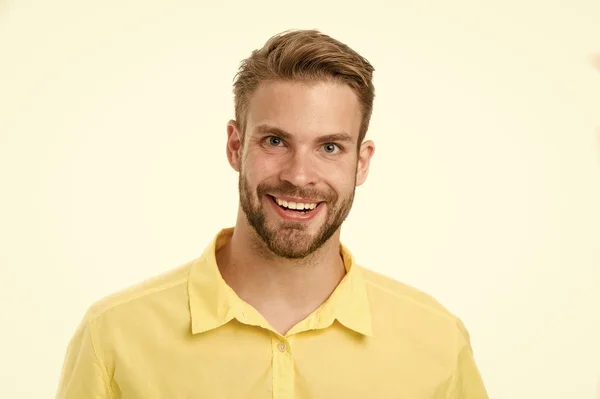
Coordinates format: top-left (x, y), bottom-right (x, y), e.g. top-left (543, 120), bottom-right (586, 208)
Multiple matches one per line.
top-left (232, 29), bottom-right (375, 148)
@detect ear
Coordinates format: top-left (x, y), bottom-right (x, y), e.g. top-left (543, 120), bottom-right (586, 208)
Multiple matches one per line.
top-left (589, 53), bottom-right (600, 72)
top-left (356, 140), bottom-right (375, 186)
top-left (226, 120), bottom-right (243, 172)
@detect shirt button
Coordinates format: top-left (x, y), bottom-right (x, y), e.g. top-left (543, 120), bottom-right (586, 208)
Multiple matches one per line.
top-left (277, 342), bottom-right (287, 352)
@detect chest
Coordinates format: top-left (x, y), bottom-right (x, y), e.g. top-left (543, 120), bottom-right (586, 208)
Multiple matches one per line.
top-left (110, 328), bottom-right (452, 399)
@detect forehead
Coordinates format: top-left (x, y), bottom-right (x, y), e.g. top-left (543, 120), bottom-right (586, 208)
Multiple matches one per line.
top-left (245, 80), bottom-right (362, 141)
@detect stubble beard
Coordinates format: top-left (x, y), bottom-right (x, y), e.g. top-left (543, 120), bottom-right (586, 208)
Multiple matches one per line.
top-left (238, 167), bottom-right (356, 260)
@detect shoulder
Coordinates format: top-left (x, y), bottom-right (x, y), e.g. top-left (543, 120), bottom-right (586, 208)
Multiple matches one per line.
top-left (358, 266), bottom-right (452, 314)
top-left (357, 265), bottom-right (469, 339)
top-left (81, 259), bottom-right (195, 324)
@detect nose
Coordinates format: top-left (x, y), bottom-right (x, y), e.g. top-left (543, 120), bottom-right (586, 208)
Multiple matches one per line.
top-left (279, 150), bottom-right (318, 188)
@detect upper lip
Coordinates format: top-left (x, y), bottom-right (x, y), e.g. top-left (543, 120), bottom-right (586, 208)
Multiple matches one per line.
top-left (269, 194), bottom-right (323, 203)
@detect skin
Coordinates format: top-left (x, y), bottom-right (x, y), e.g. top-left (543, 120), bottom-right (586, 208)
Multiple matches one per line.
top-left (216, 79), bottom-right (375, 335)
top-left (590, 53), bottom-right (600, 72)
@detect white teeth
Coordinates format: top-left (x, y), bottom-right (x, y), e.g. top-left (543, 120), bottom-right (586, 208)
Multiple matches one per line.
top-left (275, 197), bottom-right (318, 210)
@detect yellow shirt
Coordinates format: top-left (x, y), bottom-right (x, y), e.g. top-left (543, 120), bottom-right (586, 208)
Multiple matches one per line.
top-left (56, 227), bottom-right (489, 399)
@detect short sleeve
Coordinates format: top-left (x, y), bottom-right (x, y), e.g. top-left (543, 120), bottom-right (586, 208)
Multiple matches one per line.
top-left (55, 316), bottom-right (113, 399)
top-left (446, 319), bottom-right (489, 399)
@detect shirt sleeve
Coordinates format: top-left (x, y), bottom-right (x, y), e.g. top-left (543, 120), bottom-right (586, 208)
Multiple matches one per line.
top-left (446, 320), bottom-right (489, 399)
top-left (55, 317), bottom-right (113, 399)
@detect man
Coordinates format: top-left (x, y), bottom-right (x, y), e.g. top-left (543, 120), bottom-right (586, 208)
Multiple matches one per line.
top-left (56, 29), bottom-right (489, 398)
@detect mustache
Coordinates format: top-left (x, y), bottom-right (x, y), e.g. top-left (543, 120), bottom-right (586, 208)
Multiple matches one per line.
top-left (256, 180), bottom-right (336, 202)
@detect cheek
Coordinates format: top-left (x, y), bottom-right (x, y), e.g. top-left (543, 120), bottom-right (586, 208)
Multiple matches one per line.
top-left (242, 154), bottom-right (279, 187)
top-left (248, 152), bottom-right (281, 175)
top-left (336, 178), bottom-right (356, 194)
top-left (327, 165), bottom-right (357, 194)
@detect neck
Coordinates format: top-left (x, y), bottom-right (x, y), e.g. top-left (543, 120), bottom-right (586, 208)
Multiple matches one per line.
top-left (215, 211), bottom-right (346, 333)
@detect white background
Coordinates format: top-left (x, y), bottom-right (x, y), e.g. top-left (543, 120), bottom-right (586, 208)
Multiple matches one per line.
top-left (1, 0), bottom-right (599, 398)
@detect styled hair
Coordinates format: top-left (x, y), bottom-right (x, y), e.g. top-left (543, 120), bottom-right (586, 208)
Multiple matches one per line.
top-left (232, 29), bottom-right (375, 148)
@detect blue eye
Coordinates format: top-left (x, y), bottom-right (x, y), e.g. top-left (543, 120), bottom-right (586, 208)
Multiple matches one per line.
top-left (323, 143), bottom-right (339, 153)
top-left (268, 136), bottom-right (282, 146)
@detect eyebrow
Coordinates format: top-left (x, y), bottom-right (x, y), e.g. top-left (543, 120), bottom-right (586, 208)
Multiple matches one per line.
top-left (254, 124), bottom-right (354, 144)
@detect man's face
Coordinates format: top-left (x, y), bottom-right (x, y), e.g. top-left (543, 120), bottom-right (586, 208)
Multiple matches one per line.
top-left (228, 80), bottom-right (374, 259)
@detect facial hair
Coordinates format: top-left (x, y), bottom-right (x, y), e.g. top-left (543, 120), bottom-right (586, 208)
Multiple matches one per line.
top-left (238, 165), bottom-right (356, 260)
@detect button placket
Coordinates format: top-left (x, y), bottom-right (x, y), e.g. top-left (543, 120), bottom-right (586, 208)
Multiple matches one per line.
top-left (272, 336), bottom-right (294, 398)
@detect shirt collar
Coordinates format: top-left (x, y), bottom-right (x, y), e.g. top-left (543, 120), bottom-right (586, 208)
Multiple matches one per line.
top-left (188, 227), bottom-right (373, 337)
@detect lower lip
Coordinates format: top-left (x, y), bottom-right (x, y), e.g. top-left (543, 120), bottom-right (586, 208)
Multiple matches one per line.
top-left (267, 195), bottom-right (323, 222)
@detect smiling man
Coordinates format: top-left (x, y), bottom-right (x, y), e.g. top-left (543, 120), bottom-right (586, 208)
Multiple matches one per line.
top-left (56, 30), bottom-right (489, 399)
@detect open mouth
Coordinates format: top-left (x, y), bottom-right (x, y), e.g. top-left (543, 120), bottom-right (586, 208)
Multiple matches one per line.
top-left (267, 195), bottom-right (322, 214)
